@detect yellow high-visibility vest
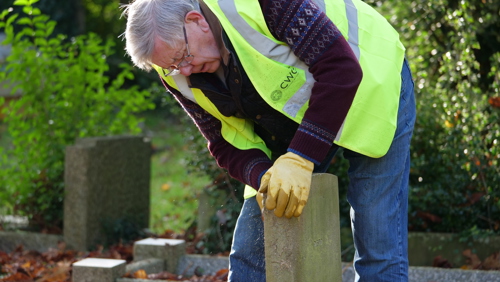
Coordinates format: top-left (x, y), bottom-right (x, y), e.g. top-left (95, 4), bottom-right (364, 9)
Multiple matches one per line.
top-left (154, 0), bottom-right (405, 197)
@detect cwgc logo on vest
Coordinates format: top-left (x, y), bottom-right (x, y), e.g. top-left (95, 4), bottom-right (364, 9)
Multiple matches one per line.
top-left (271, 90), bottom-right (282, 101)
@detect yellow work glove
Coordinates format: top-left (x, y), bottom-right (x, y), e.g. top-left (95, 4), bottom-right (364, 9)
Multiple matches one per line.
top-left (258, 152), bottom-right (314, 218)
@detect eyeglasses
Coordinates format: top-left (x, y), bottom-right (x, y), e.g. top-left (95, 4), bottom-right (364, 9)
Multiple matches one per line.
top-left (162, 25), bottom-right (194, 76)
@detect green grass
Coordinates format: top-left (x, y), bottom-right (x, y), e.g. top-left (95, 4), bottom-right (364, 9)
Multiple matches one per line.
top-left (142, 109), bottom-right (211, 235)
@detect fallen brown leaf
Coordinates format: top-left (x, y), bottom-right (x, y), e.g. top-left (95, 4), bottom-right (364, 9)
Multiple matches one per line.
top-left (433, 255), bottom-right (452, 268)
top-left (214, 268), bottom-right (229, 280)
top-left (482, 252), bottom-right (500, 270)
top-left (133, 269), bottom-right (148, 278)
top-left (36, 264), bottom-right (71, 282)
top-left (462, 249), bottom-right (482, 269)
top-left (0, 251), bottom-right (9, 264)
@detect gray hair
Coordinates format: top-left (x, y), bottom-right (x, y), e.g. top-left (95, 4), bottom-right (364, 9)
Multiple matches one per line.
top-left (121, 0), bottom-right (200, 71)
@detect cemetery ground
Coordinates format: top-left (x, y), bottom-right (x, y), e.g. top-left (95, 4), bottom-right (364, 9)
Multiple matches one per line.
top-left (1, 109), bottom-right (500, 281)
top-left (0, 109), bottom-right (226, 281)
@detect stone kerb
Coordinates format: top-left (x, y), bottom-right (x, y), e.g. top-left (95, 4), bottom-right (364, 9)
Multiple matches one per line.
top-left (0, 230), bottom-right (63, 253)
top-left (64, 136), bottom-right (151, 251)
top-left (263, 173), bottom-right (342, 282)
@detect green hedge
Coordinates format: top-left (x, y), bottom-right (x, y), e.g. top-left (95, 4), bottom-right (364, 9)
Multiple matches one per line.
top-left (0, 0), bottom-right (155, 232)
top-left (373, 0), bottom-right (500, 237)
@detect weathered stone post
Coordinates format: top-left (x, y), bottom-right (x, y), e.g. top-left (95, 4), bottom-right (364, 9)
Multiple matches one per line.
top-left (64, 136), bottom-right (151, 251)
top-left (263, 173), bottom-right (342, 282)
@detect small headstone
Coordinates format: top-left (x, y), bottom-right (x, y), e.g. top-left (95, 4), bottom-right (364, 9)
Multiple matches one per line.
top-left (134, 238), bottom-right (186, 273)
top-left (263, 173), bottom-right (342, 282)
top-left (72, 258), bottom-right (126, 282)
top-left (64, 136), bottom-right (151, 251)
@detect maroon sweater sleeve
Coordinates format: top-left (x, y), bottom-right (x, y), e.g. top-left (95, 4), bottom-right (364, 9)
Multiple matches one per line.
top-left (261, 0), bottom-right (362, 164)
top-left (161, 79), bottom-right (272, 189)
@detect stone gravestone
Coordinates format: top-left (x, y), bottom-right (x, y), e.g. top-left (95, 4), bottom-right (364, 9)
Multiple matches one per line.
top-left (0, 32), bottom-right (22, 120)
top-left (263, 173), bottom-right (342, 282)
top-left (0, 33), bottom-right (10, 64)
top-left (64, 136), bottom-right (151, 251)
top-left (197, 188), bottom-right (227, 234)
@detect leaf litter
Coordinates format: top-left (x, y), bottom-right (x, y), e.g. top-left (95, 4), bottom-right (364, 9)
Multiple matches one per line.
top-left (1, 234), bottom-right (498, 281)
top-left (0, 239), bottom-right (228, 282)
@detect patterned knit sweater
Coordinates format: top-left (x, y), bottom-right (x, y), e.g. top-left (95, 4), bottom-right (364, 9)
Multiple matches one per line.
top-left (162, 0), bottom-right (362, 190)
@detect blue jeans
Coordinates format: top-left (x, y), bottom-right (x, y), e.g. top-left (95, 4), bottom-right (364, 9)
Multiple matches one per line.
top-left (228, 59), bottom-right (416, 282)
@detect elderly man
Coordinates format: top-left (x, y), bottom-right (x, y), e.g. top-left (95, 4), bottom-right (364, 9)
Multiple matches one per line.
top-left (122, 0), bottom-right (416, 281)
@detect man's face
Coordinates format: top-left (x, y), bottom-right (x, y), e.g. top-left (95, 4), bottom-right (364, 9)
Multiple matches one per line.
top-left (151, 12), bottom-right (221, 77)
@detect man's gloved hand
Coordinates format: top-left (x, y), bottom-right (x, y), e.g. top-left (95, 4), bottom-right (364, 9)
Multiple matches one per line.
top-left (258, 152), bottom-right (314, 218)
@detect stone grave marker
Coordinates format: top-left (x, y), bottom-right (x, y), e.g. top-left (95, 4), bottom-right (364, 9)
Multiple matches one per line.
top-left (64, 136), bottom-right (151, 251)
top-left (263, 173), bottom-right (342, 282)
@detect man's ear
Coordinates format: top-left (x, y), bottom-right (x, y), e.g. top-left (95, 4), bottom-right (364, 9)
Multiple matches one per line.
top-left (185, 11), bottom-right (210, 31)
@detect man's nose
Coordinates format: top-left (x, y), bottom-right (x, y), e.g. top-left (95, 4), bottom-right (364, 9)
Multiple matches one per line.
top-left (180, 64), bottom-right (193, 76)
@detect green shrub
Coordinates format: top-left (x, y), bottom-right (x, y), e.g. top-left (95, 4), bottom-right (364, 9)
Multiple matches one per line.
top-left (370, 0), bottom-right (500, 237)
top-left (0, 0), bottom-right (155, 232)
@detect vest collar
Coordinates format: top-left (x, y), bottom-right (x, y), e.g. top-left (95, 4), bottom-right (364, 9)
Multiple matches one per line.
top-left (199, 0), bottom-right (230, 66)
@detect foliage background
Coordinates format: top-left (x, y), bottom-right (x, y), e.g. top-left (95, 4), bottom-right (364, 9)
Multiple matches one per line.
top-left (369, 0), bottom-right (500, 238)
top-left (0, 0), bottom-right (155, 232)
top-left (0, 0), bottom-right (499, 254)
top-left (0, 0), bottom-right (158, 89)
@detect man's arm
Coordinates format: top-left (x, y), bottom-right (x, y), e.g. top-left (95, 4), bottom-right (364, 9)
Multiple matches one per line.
top-left (260, 0), bottom-right (363, 165)
top-left (162, 80), bottom-right (273, 189)
top-left (257, 0), bottom-right (362, 217)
